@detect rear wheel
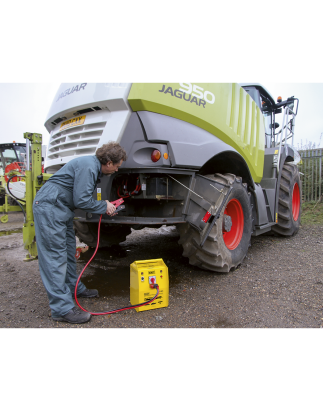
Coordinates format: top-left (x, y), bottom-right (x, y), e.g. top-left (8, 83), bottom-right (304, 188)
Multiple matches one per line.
top-left (73, 221), bottom-right (131, 247)
top-left (272, 163), bottom-right (301, 236)
top-left (177, 173), bottom-right (253, 273)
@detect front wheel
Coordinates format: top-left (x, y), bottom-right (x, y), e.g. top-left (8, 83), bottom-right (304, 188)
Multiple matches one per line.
top-left (271, 163), bottom-right (302, 236)
top-left (177, 173), bottom-right (253, 273)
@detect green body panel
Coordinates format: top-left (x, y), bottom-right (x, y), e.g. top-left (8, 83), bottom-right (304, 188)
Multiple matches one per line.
top-left (23, 133), bottom-right (44, 260)
top-left (128, 83), bottom-right (265, 183)
top-left (23, 220), bottom-right (35, 248)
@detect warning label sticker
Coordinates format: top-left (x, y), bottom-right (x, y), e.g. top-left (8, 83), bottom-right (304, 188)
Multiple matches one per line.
top-left (59, 115), bottom-right (86, 131)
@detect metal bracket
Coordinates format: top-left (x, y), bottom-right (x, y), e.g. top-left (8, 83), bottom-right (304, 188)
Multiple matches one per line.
top-left (37, 175), bottom-right (43, 185)
top-left (200, 187), bottom-right (232, 247)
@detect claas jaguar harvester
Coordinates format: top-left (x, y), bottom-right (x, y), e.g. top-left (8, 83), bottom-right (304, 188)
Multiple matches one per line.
top-left (44, 83), bottom-right (301, 272)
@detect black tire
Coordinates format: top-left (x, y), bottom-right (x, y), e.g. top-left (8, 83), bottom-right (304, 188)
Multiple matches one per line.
top-left (177, 173), bottom-right (253, 273)
top-left (73, 221), bottom-right (131, 248)
top-left (271, 163), bottom-right (301, 236)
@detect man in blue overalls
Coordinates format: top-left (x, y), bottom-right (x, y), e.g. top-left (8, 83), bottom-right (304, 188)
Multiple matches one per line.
top-left (33, 142), bottom-right (127, 324)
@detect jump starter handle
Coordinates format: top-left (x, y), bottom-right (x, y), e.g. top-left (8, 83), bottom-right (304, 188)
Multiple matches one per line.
top-left (108, 198), bottom-right (125, 214)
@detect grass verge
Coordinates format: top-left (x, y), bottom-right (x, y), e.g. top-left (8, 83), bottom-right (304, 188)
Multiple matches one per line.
top-left (301, 202), bottom-right (323, 225)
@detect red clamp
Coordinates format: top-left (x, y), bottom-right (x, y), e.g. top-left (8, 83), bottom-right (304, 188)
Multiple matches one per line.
top-left (110, 198), bottom-right (125, 213)
top-left (111, 198), bottom-right (124, 207)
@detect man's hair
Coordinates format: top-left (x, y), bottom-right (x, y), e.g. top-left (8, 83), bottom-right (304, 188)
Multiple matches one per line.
top-left (95, 142), bottom-right (127, 165)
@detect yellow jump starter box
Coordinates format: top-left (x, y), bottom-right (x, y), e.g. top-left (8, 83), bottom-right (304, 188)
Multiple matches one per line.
top-left (130, 259), bottom-right (169, 312)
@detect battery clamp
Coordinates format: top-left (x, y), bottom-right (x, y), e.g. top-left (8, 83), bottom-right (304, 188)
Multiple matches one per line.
top-left (109, 198), bottom-right (125, 214)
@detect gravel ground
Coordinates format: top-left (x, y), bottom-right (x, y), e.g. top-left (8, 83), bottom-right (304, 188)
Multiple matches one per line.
top-left (0, 212), bottom-right (323, 328)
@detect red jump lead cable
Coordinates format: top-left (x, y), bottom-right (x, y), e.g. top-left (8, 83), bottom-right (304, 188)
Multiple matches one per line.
top-left (74, 214), bottom-right (159, 316)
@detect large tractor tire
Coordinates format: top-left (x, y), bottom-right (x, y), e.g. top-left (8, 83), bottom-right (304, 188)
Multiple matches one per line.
top-left (73, 221), bottom-right (131, 248)
top-left (271, 163), bottom-right (301, 236)
top-left (177, 173), bottom-right (253, 273)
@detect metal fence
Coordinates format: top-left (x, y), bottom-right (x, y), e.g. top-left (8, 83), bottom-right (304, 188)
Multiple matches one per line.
top-left (298, 149), bottom-right (323, 203)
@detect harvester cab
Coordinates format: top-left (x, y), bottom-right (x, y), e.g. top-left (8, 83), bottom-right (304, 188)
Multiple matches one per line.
top-left (241, 84), bottom-right (299, 152)
top-left (262, 91), bottom-right (299, 169)
top-left (0, 142), bottom-right (27, 175)
top-left (0, 142), bottom-right (27, 203)
top-left (240, 84), bottom-right (301, 237)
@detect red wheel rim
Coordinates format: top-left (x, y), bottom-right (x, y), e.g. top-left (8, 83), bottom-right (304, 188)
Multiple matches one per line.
top-left (223, 199), bottom-right (244, 250)
top-left (292, 182), bottom-right (300, 221)
top-left (4, 162), bottom-right (23, 183)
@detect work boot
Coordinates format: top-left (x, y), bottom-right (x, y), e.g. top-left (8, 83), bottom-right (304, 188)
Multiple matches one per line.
top-left (74, 288), bottom-right (99, 298)
top-left (52, 307), bottom-right (91, 324)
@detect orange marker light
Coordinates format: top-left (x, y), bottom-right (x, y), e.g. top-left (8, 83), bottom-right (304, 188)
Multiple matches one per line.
top-left (277, 96), bottom-right (282, 103)
top-left (151, 150), bottom-right (161, 162)
top-left (163, 153), bottom-right (169, 159)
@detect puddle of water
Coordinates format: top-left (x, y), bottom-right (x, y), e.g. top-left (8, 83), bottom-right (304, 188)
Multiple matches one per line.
top-left (80, 264), bottom-right (130, 298)
top-left (78, 248), bottom-right (183, 298)
top-left (78, 246), bottom-right (132, 297)
top-left (0, 228), bottom-right (23, 237)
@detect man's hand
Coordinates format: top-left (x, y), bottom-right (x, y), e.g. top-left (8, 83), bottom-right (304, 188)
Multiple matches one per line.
top-left (105, 200), bottom-right (117, 216)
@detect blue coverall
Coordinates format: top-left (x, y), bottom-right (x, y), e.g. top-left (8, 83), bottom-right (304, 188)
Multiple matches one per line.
top-left (33, 155), bottom-right (107, 317)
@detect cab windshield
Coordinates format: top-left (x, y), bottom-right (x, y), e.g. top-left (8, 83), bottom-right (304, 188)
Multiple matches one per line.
top-left (0, 145), bottom-right (26, 176)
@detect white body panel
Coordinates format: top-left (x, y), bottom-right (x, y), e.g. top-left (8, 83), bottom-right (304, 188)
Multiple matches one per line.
top-left (6, 181), bottom-right (26, 200)
top-left (44, 83), bottom-right (132, 172)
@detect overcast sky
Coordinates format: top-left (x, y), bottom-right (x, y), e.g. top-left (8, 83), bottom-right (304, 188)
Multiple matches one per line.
top-left (0, 82), bottom-right (322, 151)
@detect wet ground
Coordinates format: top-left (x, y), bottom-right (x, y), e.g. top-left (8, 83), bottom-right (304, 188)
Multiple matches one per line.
top-left (0, 212), bottom-right (323, 328)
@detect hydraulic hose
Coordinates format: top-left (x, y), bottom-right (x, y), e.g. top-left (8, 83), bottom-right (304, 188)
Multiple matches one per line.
top-left (74, 214), bottom-right (159, 316)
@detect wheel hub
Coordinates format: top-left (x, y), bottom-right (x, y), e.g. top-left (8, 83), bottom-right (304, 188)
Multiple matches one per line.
top-left (223, 199), bottom-right (244, 250)
top-left (223, 214), bottom-right (232, 232)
